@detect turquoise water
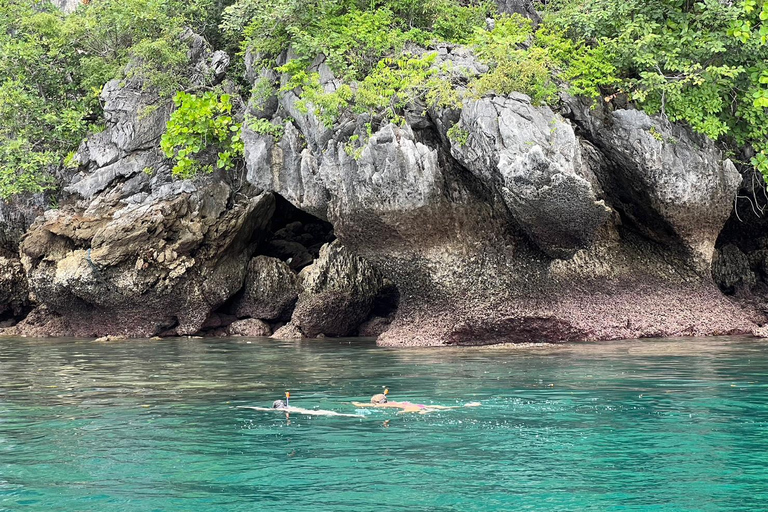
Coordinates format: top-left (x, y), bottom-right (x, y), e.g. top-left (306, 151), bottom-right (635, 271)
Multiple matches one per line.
top-left (1, 336), bottom-right (767, 511)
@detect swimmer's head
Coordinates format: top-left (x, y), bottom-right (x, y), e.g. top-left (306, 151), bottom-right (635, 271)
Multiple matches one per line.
top-left (272, 399), bottom-right (287, 409)
top-left (371, 393), bottom-right (388, 404)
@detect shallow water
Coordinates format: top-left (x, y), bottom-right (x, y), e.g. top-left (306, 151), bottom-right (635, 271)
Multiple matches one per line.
top-left (1, 336), bottom-right (767, 511)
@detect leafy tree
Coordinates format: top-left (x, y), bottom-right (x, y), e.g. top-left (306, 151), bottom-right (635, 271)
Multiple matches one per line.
top-left (543, 0), bottom-right (768, 180)
top-left (0, 0), bottom-right (236, 198)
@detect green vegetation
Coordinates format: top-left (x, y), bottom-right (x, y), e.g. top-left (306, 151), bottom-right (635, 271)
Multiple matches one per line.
top-left (0, 0), bottom-right (234, 198)
top-left (2, 0), bottom-right (768, 199)
top-left (222, 0), bottom-right (492, 78)
top-left (544, 0), bottom-right (768, 177)
top-left (447, 124), bottom-right (469, 147)
top-left (160, 92), bottom-right (243, 178)
top-left (247, 117), bottom-right (285, 140)
top-left (223, 0), bottom-right (483, 129)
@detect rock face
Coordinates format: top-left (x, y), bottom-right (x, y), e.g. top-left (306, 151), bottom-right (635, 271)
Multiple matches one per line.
top-left (563, 96), bottom-right (741, 269)
top-left (0, 256), bottom-right (28, 322)
top-left (0, 196), bottom-right (46, 253)
top-left (0, 32), bottom-right (760, 345)
top-left (243, 52), bottom-right (754, 346)
top-left (235, 256), bottom-right (299, 321)
top-left (496, 0), bottom-right (541, 24)
top-left (52, 0), bottom-right (80, 13)
top-left (288, 241), bottom-right (385, 337)
top-left (450, 94), bottom-right (612, 258)
top-left (712, 244), bottom-right (756, 294)
top-left (228, 318), bottom-right (272, 337)
top-left (19, 183), bottom-right (274, 337)
top-left (10, 33), bottom-right (277, 338)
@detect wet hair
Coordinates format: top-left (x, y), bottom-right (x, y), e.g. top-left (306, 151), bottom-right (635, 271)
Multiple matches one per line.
top-left (371, 393), bottom-right (388, 404)
top-left (272, 399), bottom-right (287, 409)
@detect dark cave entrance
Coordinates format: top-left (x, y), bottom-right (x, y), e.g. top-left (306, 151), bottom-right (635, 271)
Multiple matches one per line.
top-left (198, 193), bottom-right (399, 337)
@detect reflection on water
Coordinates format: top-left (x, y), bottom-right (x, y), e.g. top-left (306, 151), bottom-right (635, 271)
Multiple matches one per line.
top-left (1, 336), bottom-right (768, 511)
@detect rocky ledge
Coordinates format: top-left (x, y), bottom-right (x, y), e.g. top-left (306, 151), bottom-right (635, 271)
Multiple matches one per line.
top-left (1, 29), bottom-right (767, 346)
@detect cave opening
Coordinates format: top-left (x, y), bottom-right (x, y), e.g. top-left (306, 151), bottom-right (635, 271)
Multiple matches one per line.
top-left (198, 193), bottom-right (399, 338)
top-left (258, 194), bottom-right (336, 271)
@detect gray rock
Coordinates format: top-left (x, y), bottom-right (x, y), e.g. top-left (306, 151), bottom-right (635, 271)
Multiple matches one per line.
top-left (52, 0), bottom-right (79, 12)
top-left (20, 187), bottom-right (275, 337)
top-left (76, 131), bottom-right (120, 168)
top-left (65, 150), bottom-right (157, 200)
top-left (564, 96), bottom-right (741, 268)
top-left (0, 256), bottom-right (28, 318)
top-left (100, 79), bottom-right (170, 154)
top-left (314, 123), bottom-right (448, 244)
top-left (184, 30), bottom-right (231, 87)
top-left (713, 244), bottom-right (756, 292)
top-left (433, 44), bottom-right (489, 77)
top-left (0, 195), bottom-right (46, 252)
top-left (247, 65), bottom-right (755, 345)
top-left (290, 241), bottom-right (384, 337)
top-left (235, 256), bottom-right (299, 321)
top-left (451, 95), bottom-right (611, 257)
top-left (271, 322), bottom-right (305, 339)
top-left (357, 316), bottom-right (392, 337)
top-left (496, 0), bottom-right (541, 24)
top-left (228, 318), bottom-right (272, 337)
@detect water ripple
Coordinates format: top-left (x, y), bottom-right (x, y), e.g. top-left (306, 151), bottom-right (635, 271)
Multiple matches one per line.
top-left (1, 336), bottom-right (767, 511)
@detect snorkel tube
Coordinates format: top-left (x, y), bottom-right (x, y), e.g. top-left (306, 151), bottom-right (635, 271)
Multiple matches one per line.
top-left (286, 391), bottom-right (290, 407)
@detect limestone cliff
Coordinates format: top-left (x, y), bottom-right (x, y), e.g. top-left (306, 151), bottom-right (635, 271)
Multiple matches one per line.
top-left (0, 27), bottom-right (765, 345)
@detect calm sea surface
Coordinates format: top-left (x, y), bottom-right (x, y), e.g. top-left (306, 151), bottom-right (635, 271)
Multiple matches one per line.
top-left (1, 336), bottom-right (767, 511)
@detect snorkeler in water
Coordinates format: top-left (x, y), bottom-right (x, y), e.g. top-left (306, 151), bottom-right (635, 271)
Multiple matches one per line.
top-left (239, 391), bottom-right (365, 418)
top-left (352, 389), bottom-right (481, 414)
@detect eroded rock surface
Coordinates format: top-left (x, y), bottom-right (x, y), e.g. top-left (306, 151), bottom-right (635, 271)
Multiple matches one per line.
top-left (0, 31), bottom-right (759, 345)
top-left (0, 256), bottom-right (28, 323)
top-left (564, 96), bottom-right (741, 269)
top-left (228, 318), bottom-right (272, 337)
top-left (20, 186), bottom-right (274, 337)
top-left (290, 241), bottom-right (385, 337)
top-left (9, 33), bottom-right (277, 338)
top-left (235, 256), bottom-right (299, 321)
top-left (496, 0), bottom-right (541, 24)
top-left (450, 95), bottom-right (612, 258)
top-left (242, 53), bottom-right (754, 346)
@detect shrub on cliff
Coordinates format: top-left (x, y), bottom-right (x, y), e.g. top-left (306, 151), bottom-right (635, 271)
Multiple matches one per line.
top-left (0, 0), bottom-right (233, 198)
top-left (544, 0), bottom-right (768, 179)
top-left (161, 92), bottom-right (244, 178)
